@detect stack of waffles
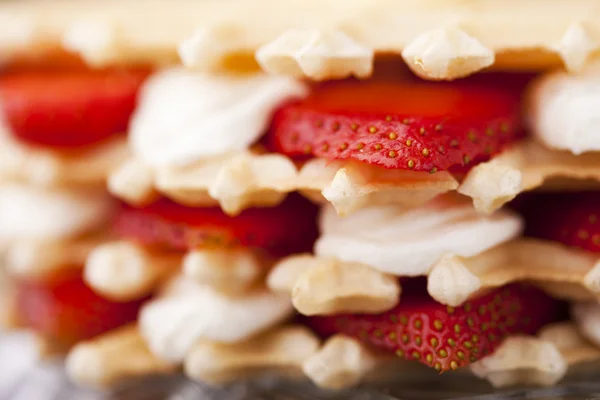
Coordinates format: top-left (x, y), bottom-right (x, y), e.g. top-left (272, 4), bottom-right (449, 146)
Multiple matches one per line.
top-left (2, 0), bottom-right (600, 392)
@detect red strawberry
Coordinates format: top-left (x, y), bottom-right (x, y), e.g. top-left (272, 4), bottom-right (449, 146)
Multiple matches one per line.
top-left (268, 75), bottom-right (526, 173)
top-left (520, 192), bottom-right (600, 253)
top-left (306, 280), bottom-right (565, 372)
top-left (0, 68), bottom-right (150, 148)
top-left (114, 194), bottom-right (318, 256)
top-left (15, 271), bottom-right (146, 345)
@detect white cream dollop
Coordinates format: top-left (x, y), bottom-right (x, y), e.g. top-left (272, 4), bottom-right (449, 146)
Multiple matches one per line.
top-left (0, 184), bottom-right (114, 242)
top-left (139, 275), bottom-right (293, 363)
top-left (528, 71), bottom-right (600, 155)
top-left (130, 68), bottom-right (308, 168)
top-left (315, 197), bottom-right (523, 276)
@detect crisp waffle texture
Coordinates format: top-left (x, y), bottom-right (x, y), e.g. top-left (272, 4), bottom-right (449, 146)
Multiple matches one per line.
top-left (1, 0), bottom-right (600, 78)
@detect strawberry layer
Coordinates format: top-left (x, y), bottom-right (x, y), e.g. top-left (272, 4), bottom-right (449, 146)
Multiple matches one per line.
top-left (114, 194), bottom-right (318, 256)
top-left (268, 77), bottom-right (525, 172)
top-left (518, 192), bottom-right (600, 254)
top-left (306, 279), bottom-right (567, 372)
top-left (15, 271), bottom-right (147, 345)
top-left (0, 69), bottom-right (149, 149)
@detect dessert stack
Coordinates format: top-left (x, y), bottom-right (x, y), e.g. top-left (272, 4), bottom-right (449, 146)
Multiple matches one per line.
top-left (1, 0), bottom-right (600, 392)
top-left (0, 64), bottom-right (149, 340)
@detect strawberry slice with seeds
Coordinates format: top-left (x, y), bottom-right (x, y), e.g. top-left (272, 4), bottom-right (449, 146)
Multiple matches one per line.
top-left (0, 69), bottom-right (150, 148)
top-left (114, 194), bottom-right (318, 256)
top-left (268, 76), bottom-right (526, 173)
top-left (15, 272), bottom-right (146, 345)
top-left (519, 192), bottom-right (600, 253)
top-left (306, 280), bottom-right (565, 372)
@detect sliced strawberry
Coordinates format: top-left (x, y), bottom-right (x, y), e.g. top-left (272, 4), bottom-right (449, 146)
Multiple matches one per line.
top-left (114, 194), bottom-right (319, 256)
top-left (15, 272), bottom-right (145, 345)
top-left (306, 280), bottom-right (565, 372)
top-left (519, 192), bottom-right (600, 253)
top-left (268, 76), bottom-right (526, 173)
top-left (0, 69), bottom-right (150, 148)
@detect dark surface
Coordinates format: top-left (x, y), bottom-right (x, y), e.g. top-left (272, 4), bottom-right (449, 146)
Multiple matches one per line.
top-left (6, 362), bottom-right (600, 400)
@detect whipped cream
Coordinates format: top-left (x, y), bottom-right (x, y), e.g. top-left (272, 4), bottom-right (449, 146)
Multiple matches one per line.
top-left (130, 68), bottom-right (307, 168)
top-left (528, 71), bottom-right (600, 155)
top-left (315, 197), bottom-right (523, 276)
top-left (139, 275), bottom-right (293, 363)
top-left (0, 184), bottom-right (114, 241)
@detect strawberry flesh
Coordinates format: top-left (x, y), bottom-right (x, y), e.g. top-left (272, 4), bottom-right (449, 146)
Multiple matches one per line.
top-left (15, 272), bottom-right (146, 345)
top-left (268, 76), bottom-right (526, 173)
top-left (306, 280), bottom-right (565, 372)
top-left (114, 194), bottom-right (319, 256)
top-left (0, 69), bottom-right (150, 148)
top-left (519, 192), bottom-right (600, 253)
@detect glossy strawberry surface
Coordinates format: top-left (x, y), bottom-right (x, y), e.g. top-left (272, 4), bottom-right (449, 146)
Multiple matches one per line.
top-left (307, 280), bottom-right (565, 372)
top-left (0, 69), bottom-right (149, 148)
top-left (269, 76), bottom-right (526, 173)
